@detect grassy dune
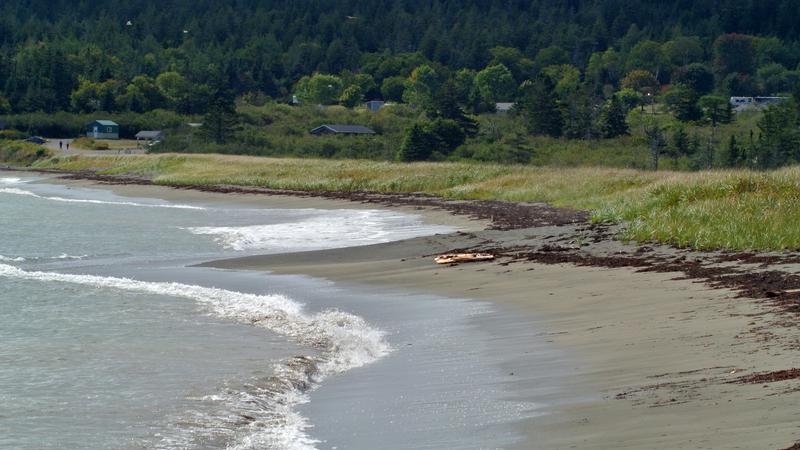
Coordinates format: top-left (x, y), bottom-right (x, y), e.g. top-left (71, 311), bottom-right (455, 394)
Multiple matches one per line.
top-left (28, 153), bottom-right (800, 252)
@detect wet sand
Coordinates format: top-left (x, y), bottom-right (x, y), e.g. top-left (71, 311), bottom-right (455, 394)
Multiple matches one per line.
top-left (10, 169), bottom-right (800, 448)
top-left (207, 233), bottom-right (800, 449)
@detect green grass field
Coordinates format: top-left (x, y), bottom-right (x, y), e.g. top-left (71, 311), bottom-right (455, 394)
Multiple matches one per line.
top-left (23, 152), bottom-right (800, 252)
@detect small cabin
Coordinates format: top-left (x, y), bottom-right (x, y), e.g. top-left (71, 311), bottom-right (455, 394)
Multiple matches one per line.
top-left (135, 130), bottom-right (164, 142)
top-left (310, 124), bottom-right (376, 136)
top-left (86, 120), bottom-right (119, 140)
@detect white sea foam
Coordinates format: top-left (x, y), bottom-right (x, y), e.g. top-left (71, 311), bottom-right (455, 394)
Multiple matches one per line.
top-left (186, 210), bottom-right (444, 251)
top-left (0, 187), bottom-right (205, 210)
top-left (51, 253), bottom-right (89, 260)
top-left (0, 254), bottom-right (88, 263)
top-left (0, 177), bottom-right (24, 184)
top-left (0, 263), bottom-right (390, 449)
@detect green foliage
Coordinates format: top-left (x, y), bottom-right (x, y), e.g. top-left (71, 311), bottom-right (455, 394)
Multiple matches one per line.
top-left (755, 101), bottom-right (800, 168)
top-left (666, 125), bottom-right (691, 169)
top-left (663, 86), bottom-right (702, 122)
top-left (380, 76), bottom-right (407, 102)
top-left (672, 64), bottom-right (715, 95)
top-left (397, 119), bottom-right (465, 161)
top-left (339, 85), bottom-right (364, 108)
top-left (73, 137), bottom-right (110, 150)
top-left (621, 70), bottom-right (659, 96)
top-left (402, 65), bottom-right (440, 109)
top-left (517, 76), bottom-right (563, 137)
top-left (0, 141), bottom-right (51, 165)
top-left (296, 74), bottom-right (343, 105)
top-left (397, 123), bottom-right (432, 161)
top-left (474, 64), bottom-right (516, 104)
top-left (698, 95), bottom-right (733, 126)
top-left (600, 96), bottom-right (629, 138)
top-left (542, 65), bottom-right (582, 98)
top-left (428, 80), bottom-right (479, 137)
top-left (615, 88), bottom-right (644, 111)
top-left (713, 33), bottom-right (757, 76)
top-left (662, 37), bottom-right (705, 66)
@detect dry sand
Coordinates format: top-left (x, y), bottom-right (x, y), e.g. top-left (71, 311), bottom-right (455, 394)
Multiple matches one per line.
top-left (12, 170), bottom-right (799, 448)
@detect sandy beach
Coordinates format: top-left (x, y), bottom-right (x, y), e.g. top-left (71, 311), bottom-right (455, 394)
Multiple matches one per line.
top-left (10, 170), bottom-right (800, 448)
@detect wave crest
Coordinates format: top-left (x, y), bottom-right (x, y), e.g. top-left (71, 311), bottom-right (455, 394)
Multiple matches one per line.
top-left (0, 187), bottom-right (205, 210)
top-left (0, 263), bottom-right (390, 449)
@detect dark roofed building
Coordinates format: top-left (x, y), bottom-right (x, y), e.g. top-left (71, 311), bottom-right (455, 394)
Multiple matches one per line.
top-left (310, 124), bottom-right (376, 136)
top-left (135, 130), bottom-right (164, 141)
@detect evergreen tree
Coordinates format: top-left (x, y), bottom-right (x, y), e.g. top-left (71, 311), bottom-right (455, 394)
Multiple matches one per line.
top-left (518, 76), bottom-right (563, 138)
top-left (698, 95), bottom-right (734, 126)
top-left (756, 101), bottom-right (800, 168)
top-left (202, 75), bottom-right (238, 144)
top-left (429, 80), bottom-right (479, 137)
top-left (644, 119), bottom-right (667, 170)
top-left (600, 95), bottom-right (629, 138)
top-left (665, 86), bottom-right (702, 122)
top-left (667, 126), bottom-right (690, 169)
top-left (726, 135), bottom-right (741, 167)
top-left (397, 123), bottom-right (432, 161)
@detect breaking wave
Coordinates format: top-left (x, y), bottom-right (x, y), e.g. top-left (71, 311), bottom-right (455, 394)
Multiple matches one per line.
top-left (0, 176), bottom-right (25, 184)
top-left (185, 210), bottom-right (448, 251)
top-left (0, 263), bottom-right (390, 449)
top-left (0, 187), bottom-right (205, 210)
top-left (0, 254), bottom-right (89, 263)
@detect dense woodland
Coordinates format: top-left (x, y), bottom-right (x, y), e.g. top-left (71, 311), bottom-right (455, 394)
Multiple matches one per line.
top-left (2, 0), bottom-right (800, 169)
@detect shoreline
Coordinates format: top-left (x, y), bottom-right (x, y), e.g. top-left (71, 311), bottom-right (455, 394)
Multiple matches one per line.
top-left (5, 168), bottom-right (800, 448)
top-left (205, 232), bottom-right (800, 448)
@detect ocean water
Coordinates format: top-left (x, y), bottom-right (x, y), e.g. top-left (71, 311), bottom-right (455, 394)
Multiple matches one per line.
top-left (0, 173), bottom-right (554, 449)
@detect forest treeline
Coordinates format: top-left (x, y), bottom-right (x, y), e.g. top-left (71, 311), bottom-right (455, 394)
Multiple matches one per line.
top-left (2, 0), bottom-right (800, 169)
top-left (2, 0), bottom-right (800, 114)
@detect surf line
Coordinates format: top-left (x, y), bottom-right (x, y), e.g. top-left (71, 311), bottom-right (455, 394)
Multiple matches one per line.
top-left (0, 187), bottom-right (205, 210)
top-left (0, 263), bottom-right (391, 448)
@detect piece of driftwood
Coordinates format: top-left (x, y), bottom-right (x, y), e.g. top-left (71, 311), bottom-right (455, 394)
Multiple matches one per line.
top-left (434, 253), bottom-right (495, 264)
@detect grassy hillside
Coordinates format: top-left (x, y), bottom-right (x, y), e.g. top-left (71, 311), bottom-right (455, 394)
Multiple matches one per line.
top-left (21, 152), bottom-right (800, 252)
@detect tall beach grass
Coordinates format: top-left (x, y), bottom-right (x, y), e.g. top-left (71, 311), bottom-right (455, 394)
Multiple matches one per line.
top-left (28, 153), bottom-right (800, 252)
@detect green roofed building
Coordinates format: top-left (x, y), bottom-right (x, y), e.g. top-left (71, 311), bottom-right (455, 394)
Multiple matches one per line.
top-left (86, 120), bottom-right (119, 140)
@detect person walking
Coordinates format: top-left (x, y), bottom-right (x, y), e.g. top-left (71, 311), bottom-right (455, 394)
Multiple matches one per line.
top-left (59, 141), bottom-right (63, 150)
top-left (66, 142), bottom-right (69, 152)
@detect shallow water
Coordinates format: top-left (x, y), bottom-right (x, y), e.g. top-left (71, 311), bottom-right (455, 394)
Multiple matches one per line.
top-left (0, 174), bottom-right (453, 449)
top-left (0, 173), bottom-right (560, 449)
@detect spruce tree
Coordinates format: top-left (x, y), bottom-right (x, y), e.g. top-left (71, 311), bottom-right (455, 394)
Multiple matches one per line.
top-left (518, 76), bottom-right (563, 137)
top-left (726, 135), bottom-right (740, 167)
top-left (397, 124), bottom-right (432, 161)
top-left (429, 80), bottom-right (479, 137)
top-left (668, 126), bottom-right (690, 169)
top-left (601, 95), bottom-right (629, 138)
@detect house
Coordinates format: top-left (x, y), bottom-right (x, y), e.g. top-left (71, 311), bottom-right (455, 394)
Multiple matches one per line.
top-left (135, 130), bottom-right (164, 142)
top-left (729, 96), bottom-right (788, 112)
top-left (86, 120), bottom-right (119, 139)
top-left (310, 124), bottom-right (376, 136)
top-left (365, 100), bottom-right (385, 112)
top-left (495, 102), bottom-right (515, 113)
